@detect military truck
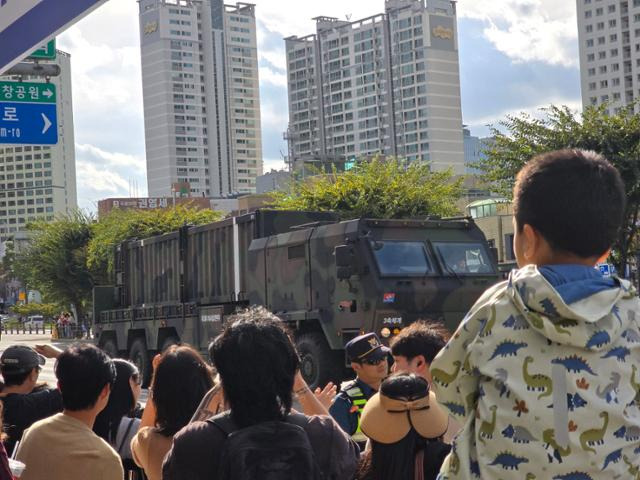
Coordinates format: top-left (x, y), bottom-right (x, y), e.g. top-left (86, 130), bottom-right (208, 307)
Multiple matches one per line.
top-left (93, 210), bottom-right (499, 388)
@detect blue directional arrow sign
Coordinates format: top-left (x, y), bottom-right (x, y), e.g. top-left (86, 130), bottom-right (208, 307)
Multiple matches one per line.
top-left (0, 103), bottom-right (57, 145)
top-left (0, 0), bottom-right (109, 74)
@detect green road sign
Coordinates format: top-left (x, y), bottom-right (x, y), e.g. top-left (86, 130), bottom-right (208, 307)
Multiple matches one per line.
top-left (0, 81), bottom-right (56, 104)
top-left (30, 40), bottom-right (56, 60)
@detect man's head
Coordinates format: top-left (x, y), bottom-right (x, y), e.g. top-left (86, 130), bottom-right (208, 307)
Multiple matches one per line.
top-left (390, 321), bottom-right (449, 382)
top-left (346, 333), bottom-right (390, 387)
top-left (0, 345), bottom-right (45, 389)
top-left (209, 307), bottom-right (299, 428)
top-left (513, 149), bottom-right (625, 267)
top-left (55, 344), bottom-right (116, 413)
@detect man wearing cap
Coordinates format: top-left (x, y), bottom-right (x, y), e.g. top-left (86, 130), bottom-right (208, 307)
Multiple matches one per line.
top-left (329, 332), bottom-right (390, 444)
top-left (0, 344), bottom-right (63, 456)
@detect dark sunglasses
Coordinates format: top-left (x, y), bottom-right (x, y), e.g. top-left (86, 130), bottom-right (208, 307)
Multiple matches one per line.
top-left (131, 373), bottom-right (142, 386)
top-left (361, 357), bottom-right (385, 366)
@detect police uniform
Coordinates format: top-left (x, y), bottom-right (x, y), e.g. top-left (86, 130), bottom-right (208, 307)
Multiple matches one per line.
top-left (328, 333), bottom-right (390, 443)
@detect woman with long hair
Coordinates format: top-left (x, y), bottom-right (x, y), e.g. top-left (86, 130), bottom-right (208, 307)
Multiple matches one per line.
top-left (93, 359), bottom-right (142, 462)
top-left (356, 373), bottom-right (451, 480)
top-left (130, 345), bottom-right (214, 480)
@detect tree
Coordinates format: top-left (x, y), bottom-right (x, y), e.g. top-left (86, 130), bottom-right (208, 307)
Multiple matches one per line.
top-left (11, 303), bottom-right (59, 319)
top-left (16, 212), bottom-right (94, 320)
top-left (271, 156), bottom-right (464, 219)
top-left (87, 204), bottom-right (222, 283)
top-left (478, 103), bottom-right (640, 273)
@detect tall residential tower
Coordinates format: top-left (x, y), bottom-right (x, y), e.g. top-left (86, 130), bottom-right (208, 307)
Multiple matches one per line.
top-left (577, 0), bottom-right (640, 113)
top-left (139, 0), bottom-right (262, 197)
top-left (285, 0), bottom-right (464, 174)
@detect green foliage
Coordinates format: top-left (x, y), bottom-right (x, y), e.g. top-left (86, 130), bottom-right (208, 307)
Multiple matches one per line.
top-left (272, 157), bottom-right (464, 219)
top-left (16, 211), bottom-right (94, 318)
top-left (11, 303), bottom-right (59, 318)
top-left (87, 204), bottom-right (222, 283)
top-left (479, 103), bottom-right (640, 270)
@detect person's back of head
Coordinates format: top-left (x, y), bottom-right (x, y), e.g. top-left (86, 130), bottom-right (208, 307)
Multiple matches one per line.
top-left (152, 345), bottom-right (214, 436)
top-left (513, 149), bottom-right (626, 262)
top-left (209, 306), bottom-right (299, 428)
top-left (0, 345), bottom-right (46, 390)
top-left (55, 343), bottom-right (116, 412)
top-left (391, 321), bottom-right (449, 364)
top-left (94, 359), bottom-right (139, 444)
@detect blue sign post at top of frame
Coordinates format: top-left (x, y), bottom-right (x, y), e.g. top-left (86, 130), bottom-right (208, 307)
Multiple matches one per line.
top-left (0, 0), bottom-right (109, 74)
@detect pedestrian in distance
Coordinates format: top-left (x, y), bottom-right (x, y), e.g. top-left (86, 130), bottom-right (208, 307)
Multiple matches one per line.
top-left (329, 332), bottom-right (390, 445)
top-left (15, 343), bottom-right (123, 480)
top-left (0, 344), bottom-right (63, 457)
top-left (93, 359), bottom-right (143, 469)
top-left (130, 344), bottom-right (214, 480)
top-left (356, 373), bottom-right (449, 480)
top-left (162, 306), bottom-right (360, 480)
top-left (432, 149), bottom-right (640, 479)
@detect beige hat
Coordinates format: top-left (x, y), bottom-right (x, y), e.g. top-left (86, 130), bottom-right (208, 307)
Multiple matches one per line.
top-left (360, 374), bottom-right (448, 444)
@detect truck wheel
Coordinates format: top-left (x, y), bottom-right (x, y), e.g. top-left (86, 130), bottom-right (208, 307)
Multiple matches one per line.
top-left (296, 332), bottom-right (343, 390)
top-left (129, 338), bottom-right (152, 388)
top-left (100, 338), bottom-right (118, 358)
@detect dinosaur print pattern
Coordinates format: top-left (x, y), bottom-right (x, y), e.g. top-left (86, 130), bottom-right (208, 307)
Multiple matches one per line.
top-left (586, 330), bottom-right (610, 348)
top-left (551, 356), bottom-right (597, 375)
top-left (489, 341), bottom-right (528, 360)
top-left (431, 265), bottom-right (640, 480)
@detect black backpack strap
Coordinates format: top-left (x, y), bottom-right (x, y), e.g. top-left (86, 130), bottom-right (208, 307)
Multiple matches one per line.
top-left (116, 418), bottom-right (137, 455)
top-left (208, 412), bottom-right (237, 437)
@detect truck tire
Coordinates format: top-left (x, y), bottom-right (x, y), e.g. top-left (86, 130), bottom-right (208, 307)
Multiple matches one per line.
top-left (100, 338), bottom-right (118, 359)
top-left (296, 332), bottom-right (343, 390)
top-left (129, 338), bottom-right (152, 388)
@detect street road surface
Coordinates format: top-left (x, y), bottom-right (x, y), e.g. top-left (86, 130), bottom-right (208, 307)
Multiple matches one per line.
top-left (0, 333), bottom-right (149, 405)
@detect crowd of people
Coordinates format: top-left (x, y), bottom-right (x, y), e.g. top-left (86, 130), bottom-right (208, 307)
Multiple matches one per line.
top-left (0, 148), bottom-right (638, 479)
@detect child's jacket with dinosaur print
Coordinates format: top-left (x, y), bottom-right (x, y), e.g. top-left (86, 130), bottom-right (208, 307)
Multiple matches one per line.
top-left (432, 264), bottom-right (640, 480)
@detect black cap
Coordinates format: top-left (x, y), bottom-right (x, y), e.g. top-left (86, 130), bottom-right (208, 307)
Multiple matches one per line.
top-left (0, 346), bottom-right (45, 374)
top-left (345, 333), bottom-right (390, 363)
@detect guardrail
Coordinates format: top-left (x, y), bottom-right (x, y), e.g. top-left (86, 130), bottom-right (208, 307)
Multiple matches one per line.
top-left (2, 324), bottom-right (54, 335)
top-left (1, 324), bottom-right (91, 339)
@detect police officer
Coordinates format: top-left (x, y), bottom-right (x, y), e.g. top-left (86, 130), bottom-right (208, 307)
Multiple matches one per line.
top-left (329, 333), bottom-right (390, 444)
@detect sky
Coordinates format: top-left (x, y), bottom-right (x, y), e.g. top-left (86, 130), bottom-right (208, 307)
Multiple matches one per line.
top-left (55, 0), bottom-right (582, 212)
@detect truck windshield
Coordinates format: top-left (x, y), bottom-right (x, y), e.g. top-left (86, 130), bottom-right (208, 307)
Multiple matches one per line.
top-left (432, 242), bottom-right (495, 275)
top-left (370, 241), bottom-right (432, 276)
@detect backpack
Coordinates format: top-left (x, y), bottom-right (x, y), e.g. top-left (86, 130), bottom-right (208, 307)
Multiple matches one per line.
top-left (209, 412), bottom-right (324, 480)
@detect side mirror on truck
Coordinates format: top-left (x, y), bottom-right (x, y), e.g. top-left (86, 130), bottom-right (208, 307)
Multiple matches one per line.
top-left (334, 245), bottom-right (354, 280)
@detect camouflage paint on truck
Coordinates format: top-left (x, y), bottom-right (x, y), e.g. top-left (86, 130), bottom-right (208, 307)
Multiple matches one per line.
top-left (93, 210), bottom-right (499, 387)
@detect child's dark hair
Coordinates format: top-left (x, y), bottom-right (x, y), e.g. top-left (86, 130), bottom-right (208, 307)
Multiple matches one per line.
top-left (513, 149), bottom-right (626, 258)
top-left (390, 321), bottom-right (450, 363)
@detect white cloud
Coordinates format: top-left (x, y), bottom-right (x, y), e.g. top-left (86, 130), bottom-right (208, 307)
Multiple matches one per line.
top-left (75, 143), bottom-right (146, 210)
top-left (465, 98), bottom-right (583, 137)
top-left (259, 65), bottom-right (287, 88)
top-left (457, 0), bottom-right (578, 67)
top-left (264, 158), bottom-right (287, 172)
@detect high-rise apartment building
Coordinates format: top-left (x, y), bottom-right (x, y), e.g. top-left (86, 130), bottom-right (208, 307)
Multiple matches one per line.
top-left (0, 51), bottom-right (77, 242)
top-left (139, 0), bottom-right (262, 197)
top-left (285, 0), bottom-right (464, 174)
top-left (577, 0), bottom-right (640, 113)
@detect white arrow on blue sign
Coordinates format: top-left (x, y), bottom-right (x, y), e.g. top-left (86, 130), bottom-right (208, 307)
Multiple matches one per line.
top-left (0, 0), bottom-right (110, 74)
top-left (0, 103), bottom-right (57, 145)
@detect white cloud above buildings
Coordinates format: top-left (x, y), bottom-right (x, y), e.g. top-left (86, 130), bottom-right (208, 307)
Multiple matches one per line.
top-left (57, 0), bottom-right (581, 211)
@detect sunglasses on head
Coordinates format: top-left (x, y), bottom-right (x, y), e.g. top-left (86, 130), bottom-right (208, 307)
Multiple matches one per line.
top-left (361, 357), bottom-right (385, 366)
